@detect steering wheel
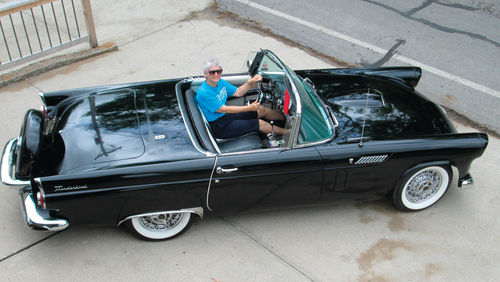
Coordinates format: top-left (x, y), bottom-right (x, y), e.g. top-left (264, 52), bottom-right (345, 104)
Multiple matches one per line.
top-left (257, 80), bottom-right (265, 104)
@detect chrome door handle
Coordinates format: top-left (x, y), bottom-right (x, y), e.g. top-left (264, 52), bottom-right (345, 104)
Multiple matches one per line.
top-left (216, 167), bottom-right (238, 174)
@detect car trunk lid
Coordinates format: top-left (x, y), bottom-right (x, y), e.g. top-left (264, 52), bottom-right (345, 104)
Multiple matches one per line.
top-left (56, 89), bottom-right (145, 173)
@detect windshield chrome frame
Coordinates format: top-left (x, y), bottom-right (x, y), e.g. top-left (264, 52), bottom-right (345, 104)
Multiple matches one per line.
top-left (297, 76), bottom-right (337, 147)
top-left (260, 50), bottom-right (303, 149)
top-left (261, 50), bottom-right (338, 149)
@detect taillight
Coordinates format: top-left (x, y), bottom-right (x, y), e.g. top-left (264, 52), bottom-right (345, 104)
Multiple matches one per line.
top-left (36, 191), bottom-right (46, 209)
top-left (40, 105), bottom-right (47, 119)
top-left (34, 178), bottom-right (46, 209)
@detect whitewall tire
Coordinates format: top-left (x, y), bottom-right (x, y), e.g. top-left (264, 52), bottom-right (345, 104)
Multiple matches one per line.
top-left (128, 212), bottom-right (193, 240)
top-left (393, 165), bottom-right (451, 211)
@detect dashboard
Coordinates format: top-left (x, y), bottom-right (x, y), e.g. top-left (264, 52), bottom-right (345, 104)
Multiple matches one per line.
top-left (258, 75), bottom-right (294, 117)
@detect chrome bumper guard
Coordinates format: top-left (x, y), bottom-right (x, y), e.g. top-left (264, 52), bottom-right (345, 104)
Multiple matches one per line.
top-left (1, 138), bottom-right (30, 186)
top-left (20, 188), bottom-right (69, 231)
top-left (458, 173), bottom-right (474, 189)
top-left (3, 139), bottom-right (68, 231)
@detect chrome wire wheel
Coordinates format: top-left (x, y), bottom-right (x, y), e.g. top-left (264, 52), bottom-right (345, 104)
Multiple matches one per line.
top-left (130, 212), bottom-right (192, 240)
top-left (395, 165), bottom-right (451, 211)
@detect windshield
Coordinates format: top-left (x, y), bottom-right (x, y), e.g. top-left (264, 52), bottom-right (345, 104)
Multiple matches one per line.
top-left (279, 56), bottom-right (334, 145)
top-left (256, 50), bottom-right (334, 147)
top-left (256, 51), bottom-right (297, 148)
top-left (294, 76), bottom-right (334, 144)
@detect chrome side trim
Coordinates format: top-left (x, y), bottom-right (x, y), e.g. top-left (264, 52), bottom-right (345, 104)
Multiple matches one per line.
top-left (293, 134), bottom-right (333, 149)
top-left (198, 103), bottom-right (221, 155)
top-left (20, 190), bottom-right (69, 231)
top-left (206, 155), bottom-right (219, 211)
top-left (218, 146), bottom-right (282, 156)
top-left (1, 138), bottom-right (30, 186)
top-left (175, 79), bottom-right (215, 157)
top-left (117, 207), bottom-right (204, 226)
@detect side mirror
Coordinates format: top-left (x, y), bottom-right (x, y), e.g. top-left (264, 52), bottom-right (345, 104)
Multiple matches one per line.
top-left (240, 51), bottom-right (259, 73)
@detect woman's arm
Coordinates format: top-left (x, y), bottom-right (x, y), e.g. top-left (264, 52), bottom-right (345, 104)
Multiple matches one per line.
top-left (232, 74), bottom-right (262, 98)
top-left (216, 99), bottom-right (260, 113)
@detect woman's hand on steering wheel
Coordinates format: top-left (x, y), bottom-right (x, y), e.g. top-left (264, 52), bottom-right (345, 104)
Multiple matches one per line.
top-left (257, 80), bottom-right (265, 103)
top-left (248, 99), bottom-right (261, 112)
top-left (248, 74), bottom-right (262, 85)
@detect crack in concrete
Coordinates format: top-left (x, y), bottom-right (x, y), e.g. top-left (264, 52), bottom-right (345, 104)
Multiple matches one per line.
top-left (361, 0), bottom-right (500, 48)
top-left (222, 217), bottom-right (315, 282)
top-left (0, 232), bottom-right (62, 263)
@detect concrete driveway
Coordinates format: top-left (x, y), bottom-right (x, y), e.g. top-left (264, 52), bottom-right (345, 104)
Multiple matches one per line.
top-left (1, 1), bottom-right (498, 281)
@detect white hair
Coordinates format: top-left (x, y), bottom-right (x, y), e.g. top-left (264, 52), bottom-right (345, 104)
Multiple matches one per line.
top-left (203, 58), bottom-right (222, 73)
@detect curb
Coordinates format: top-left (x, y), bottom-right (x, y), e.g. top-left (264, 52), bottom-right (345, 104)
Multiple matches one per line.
top-left (0, 42), bottom-right (119, 89)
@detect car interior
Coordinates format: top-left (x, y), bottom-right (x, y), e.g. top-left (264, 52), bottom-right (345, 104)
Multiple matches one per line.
top-left (176, 50), bottom-right (310, 154)
top-left (183, 74), bottom-right (291, 154)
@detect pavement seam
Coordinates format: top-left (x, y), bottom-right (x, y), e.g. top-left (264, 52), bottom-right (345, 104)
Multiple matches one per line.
top-left (118, 6), bottom-right (214, 49)
top-left (119, 21), bottom-right (184, 49)
top-left (0, 231), bottom-right (62, 263)
top-left (0, 42), bottom-right (118, 89)
top-left (25, 78), bottom-right (44, 93)
top-left (222, 217), bottom-right (315, 281)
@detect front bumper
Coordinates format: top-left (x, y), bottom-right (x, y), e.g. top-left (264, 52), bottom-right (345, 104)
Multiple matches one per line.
top-left (20, 188), bottom-right (69, 231)
top-left (458, 173), bottom-right (474, 189)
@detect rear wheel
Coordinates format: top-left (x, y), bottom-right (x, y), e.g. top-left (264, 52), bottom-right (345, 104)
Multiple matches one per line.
top-left (393, 165), bottom-right (451, 211)
top-left (127, 212), bottom-right (193, 241)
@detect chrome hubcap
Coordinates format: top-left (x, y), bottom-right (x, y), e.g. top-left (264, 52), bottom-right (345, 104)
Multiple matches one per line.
top-left (406, 170), bottom-right (442, 203)
top-left (138, 213), bottom-right (184, 231)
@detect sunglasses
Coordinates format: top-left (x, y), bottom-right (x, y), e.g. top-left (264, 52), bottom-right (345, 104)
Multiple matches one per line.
top-left (208, 69), bottom-right (223, 75)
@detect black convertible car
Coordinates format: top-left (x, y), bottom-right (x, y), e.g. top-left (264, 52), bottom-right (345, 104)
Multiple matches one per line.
top-left (1, 50), bottom-right (488, 240)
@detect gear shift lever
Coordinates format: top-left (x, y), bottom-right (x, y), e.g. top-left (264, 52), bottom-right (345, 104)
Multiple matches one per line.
top-left (270, 120), bottom-right (275, 138)
top-left (267, 121), bottom-right (278, 147)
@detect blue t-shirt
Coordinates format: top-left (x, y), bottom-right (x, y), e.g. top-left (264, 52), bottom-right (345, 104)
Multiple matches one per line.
top-left (196, 79), bottom-right (238, 122)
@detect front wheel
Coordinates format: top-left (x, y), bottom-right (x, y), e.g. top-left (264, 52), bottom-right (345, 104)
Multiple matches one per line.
top-left (393, 165), bottom-right (451, 211)
top-left (127, 212), bottom-right (193, 241)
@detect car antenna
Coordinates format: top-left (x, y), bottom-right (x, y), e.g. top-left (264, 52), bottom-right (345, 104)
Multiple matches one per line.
top-left (359, 88), bottom-right (370, 148)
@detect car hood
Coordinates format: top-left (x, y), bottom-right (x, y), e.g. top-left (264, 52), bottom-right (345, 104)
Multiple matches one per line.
top-left (55, 86), bottom-right (202, 174)
top-left (313, 75), bottom-right (456, 140)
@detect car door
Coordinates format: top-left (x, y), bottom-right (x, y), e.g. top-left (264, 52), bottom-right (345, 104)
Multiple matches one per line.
top-left (315, 139), bottom-right (413, 200)
top-left (207, 147), bottom-right (323, 214)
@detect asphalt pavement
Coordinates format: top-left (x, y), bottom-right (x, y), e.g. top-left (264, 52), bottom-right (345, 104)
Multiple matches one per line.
top-left (1, 1), bottom-right (499, 281)
top-left (215, 0), bottom-right (500, 134)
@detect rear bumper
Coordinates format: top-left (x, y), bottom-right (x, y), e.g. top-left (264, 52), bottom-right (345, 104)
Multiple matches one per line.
top-left (3, 138), bottom-right (68, 231)
top-left (20, 188), bottom-right (69, 231)
top-left (1, 138), bottom-right (29, 186)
